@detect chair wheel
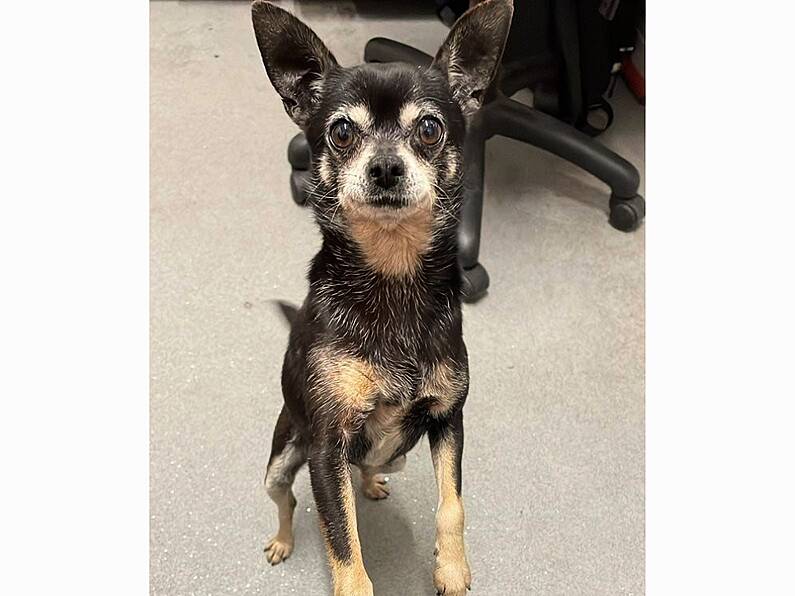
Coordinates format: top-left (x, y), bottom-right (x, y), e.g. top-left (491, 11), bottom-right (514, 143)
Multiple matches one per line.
top-left (287, 133), bottom-right (311, 170)
top-left (609, 194), bottom-right (645, 232)
top-left (290, 170), bottom-right (311, 206)
top-left (461, 263), bottom-right (490, 303)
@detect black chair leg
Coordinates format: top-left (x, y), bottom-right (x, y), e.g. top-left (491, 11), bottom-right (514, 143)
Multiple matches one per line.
top-left (458, 111), bottom-right (490, 303)
top-left (485, 96), bottom-right (645, 231)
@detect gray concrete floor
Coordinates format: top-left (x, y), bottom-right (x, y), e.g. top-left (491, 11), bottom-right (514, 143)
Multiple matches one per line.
top-left (150, 1), bottom-right (645, 594)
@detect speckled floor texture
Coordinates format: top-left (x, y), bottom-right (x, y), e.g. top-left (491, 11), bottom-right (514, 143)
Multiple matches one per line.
top-left (150, 1), bottom-right (645, 595)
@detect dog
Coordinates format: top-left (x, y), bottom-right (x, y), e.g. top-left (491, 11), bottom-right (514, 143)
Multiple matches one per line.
top-left (251, 1), bottom-right (512, 594)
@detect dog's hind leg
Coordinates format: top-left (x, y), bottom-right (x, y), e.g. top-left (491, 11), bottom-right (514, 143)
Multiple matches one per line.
top-left (360, 467), bottom-right (390, 500)
top-left (263, 406), bottom-right (307, 565)
top-left (359, 454), bottom-right (406, 500)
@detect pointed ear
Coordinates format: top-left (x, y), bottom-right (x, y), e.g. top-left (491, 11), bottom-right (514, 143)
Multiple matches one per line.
top-left (432, 0), bottom-right (513, 117)
top-left (251, 1), bottom-right (338, 127)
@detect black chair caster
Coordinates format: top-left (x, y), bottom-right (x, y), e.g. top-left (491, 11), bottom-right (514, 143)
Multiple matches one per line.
top-left (288, 133), bottom-right (310, 169)
top-left (288, 133), bottom-right (312, 205)
top-left (290, 170), bottom-right (311, 206)
top-left (608, 194), bottom-right (646, 232)
top-left (461, 263), bottom-right (489, 303)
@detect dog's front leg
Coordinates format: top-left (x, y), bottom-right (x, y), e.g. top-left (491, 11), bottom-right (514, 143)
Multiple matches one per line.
top-left (429, 409), bottom-right (470, 596)
top-left (309, 438), bottom-right (373, 596)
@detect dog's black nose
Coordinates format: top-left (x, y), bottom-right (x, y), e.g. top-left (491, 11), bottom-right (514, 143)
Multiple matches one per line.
top-left (368, 154), bottom-right (404, 190)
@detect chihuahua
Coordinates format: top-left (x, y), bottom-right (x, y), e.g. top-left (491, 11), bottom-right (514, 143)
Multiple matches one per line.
top-left (251, 1), bottom-right (512, 594)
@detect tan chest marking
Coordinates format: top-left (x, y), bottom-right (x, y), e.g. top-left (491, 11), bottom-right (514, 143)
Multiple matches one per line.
top-left (348, 209), bottom-right (432, 278)
top-left (421, 360), bottom-right (467, 417)
top-left (309, 346), bottom-right (384, 422)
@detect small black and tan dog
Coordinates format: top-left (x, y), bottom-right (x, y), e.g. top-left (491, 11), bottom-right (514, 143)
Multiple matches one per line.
top-left (251, 1), bottom-right (512, 594)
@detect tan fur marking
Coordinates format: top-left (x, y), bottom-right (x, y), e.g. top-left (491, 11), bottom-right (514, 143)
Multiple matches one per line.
top-left (445, 151), bottom-right (460, 183)
top-left (422, 360), bottom-right (466, 416)
top-left (329, 560), bottom-right (373, 596)
top-left (318, 153), bottom-right (334, 186)
top-left (360, 469), bottom-right (391, 500)
top-left (309, 346), bottom-right (381, 417)
top-left (348, 208), bottom-right (433, 277)
top-left (334, 359), bottom-right (378, 408)
top-left (399, 101), bottom-right (422, 129)
top-left (347, 103), bottom-right (373, 131)
top-left (447, 160), bottom-right (458, 181)
top-left (322, 472), bottom-right (374, 596)
top-left (264, 440), bottom-right (304, 565)
top-left (264, 487), bottom-right (296, 565)
top-left (432, 439), bottom-right (470, 595)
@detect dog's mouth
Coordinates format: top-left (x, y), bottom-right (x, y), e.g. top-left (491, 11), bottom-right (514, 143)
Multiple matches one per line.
top-left (350, 193), bottom-right (425, 226)
top-left (368, 193), bottom-right (408, 210)
top-left (339, 190), bottom-right (433, 223)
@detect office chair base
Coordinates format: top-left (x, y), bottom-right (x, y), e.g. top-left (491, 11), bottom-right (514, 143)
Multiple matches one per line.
top-left (461, 264), bottom-right (489, 303)
top-left (609, 194), bottom-right (645, 232)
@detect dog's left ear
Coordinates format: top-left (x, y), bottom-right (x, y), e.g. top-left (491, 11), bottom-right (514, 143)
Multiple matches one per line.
top-left (432, 0), bottom-right (513, 117)
top-left (252, 1), bottom-right (338, 127)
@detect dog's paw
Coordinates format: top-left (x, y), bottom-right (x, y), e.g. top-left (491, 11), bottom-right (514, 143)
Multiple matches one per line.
top-left (361, 475), bottom-right (391, 500)
top-left (433, 558), bottom-right (471, 595)
top-left (264, 536), bottom-right (294, 565)
top-left (333, 573), bottom-right (374, 596)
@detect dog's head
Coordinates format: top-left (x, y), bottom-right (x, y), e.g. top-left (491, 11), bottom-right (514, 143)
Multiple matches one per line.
top-left (252, 0), bottom-right (512, 227)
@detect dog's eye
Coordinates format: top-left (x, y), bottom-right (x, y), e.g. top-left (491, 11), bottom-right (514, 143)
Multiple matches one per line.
top-left (418, 117), bottom-right (443, 146)
top-left (330, 119), bottom-right (355, 149)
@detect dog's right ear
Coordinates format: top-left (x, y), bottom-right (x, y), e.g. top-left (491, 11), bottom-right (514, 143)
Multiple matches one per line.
top-left (433, 0), bottom-right (513, 118)
top-left (251, 1), bottom-right (338, 127)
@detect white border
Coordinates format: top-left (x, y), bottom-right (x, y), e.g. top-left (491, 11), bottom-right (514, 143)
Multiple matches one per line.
top-left (1, 1), bottom-right (149, 594)
top-left (1, 1), bottom-right (794, 594)
top-left (647, 2), bottom-right (795, 594)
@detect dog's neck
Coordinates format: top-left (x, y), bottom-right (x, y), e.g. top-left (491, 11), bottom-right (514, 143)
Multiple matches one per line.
top-left (346, 209), bottom-right (434, 279)
top-left (309, 210), bottom-right (461, 361)
top-left (313, 209), bottom-right (459, 289)
top-left (330, 207), bottom-right (458, 282)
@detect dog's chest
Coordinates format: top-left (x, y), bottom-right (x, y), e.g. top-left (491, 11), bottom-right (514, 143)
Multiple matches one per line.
top-left (358, 359), bottom-right (466, 467)
top-left (360, 402), bottom-right (407, 468)
top-left (308, 343), bottom-right (466, 465)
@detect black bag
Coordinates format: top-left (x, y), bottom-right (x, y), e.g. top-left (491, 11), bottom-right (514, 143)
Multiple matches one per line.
top-left (437, 0), bottom-right (643, 136)
top-left (570, 0), bottom-right (643, 135)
